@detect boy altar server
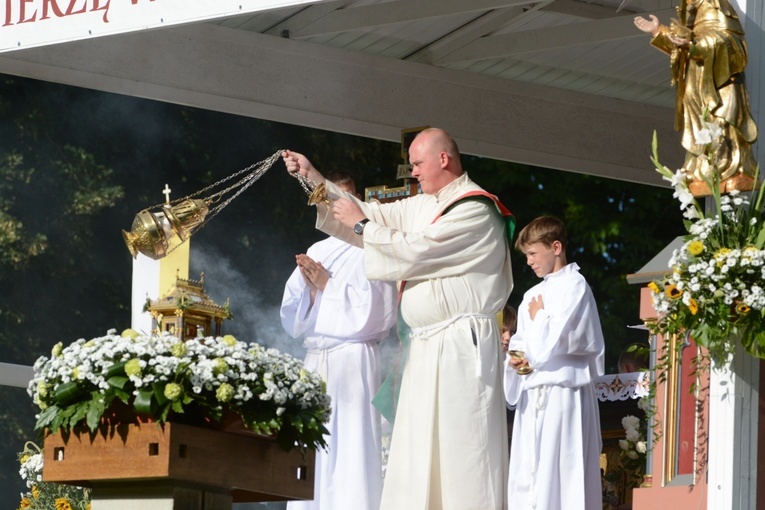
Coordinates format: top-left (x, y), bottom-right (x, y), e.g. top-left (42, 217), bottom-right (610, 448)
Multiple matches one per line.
top-left (505, 215), bottom-right (605, 510)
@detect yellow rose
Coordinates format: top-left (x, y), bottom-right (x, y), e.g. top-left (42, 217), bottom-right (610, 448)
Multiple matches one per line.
top-left (688, 298), bottom-right (698, 315)
top-left (647, 281), bottom-right (660, 293)
top-left (687, 240), bottom-right (704, 256)
top-left (715, 247), bottom-right (731, 258)
top-left (222, 334), bottom-right (237, 346)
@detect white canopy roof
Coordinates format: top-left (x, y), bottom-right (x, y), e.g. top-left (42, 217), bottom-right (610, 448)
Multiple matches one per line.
top-left (0, 0), bottom-right (740, 185)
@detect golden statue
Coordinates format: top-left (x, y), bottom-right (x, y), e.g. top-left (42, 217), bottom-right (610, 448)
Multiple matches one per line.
top-left (635, 0), bottom-right (759, 196)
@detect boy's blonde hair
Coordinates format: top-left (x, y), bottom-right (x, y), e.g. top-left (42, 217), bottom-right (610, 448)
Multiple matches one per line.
top-left (514, 216), bottom-right (568, 252)
top-left (502, 303), bottom-right (517, 334)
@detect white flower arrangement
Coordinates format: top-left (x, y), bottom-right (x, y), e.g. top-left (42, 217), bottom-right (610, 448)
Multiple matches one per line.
top-left (648, 123), bottom-right (765, 365)
top-left (28, 329), bottom-right (332, 452)
top-left (18, 442), bottom-right (43, 488)
top-left (17, 441), bottom-right (90, 510)
top-left (619, 415), bottom-right (647, 462)
top-left (606, 395), bottom-right (653, 493)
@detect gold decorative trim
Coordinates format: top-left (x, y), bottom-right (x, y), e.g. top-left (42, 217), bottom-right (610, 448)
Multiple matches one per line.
top-left (663, 333), bottom-right (680, 485)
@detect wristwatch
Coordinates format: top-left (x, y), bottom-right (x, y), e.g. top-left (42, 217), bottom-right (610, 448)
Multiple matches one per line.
top-left (353, 219), bottom-right (370, 235)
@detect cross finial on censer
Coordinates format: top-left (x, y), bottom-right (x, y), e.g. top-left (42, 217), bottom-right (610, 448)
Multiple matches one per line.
top-left (163, 184), bottom-right (172, 205)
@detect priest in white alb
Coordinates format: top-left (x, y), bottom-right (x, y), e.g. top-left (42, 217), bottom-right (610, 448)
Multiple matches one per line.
top-left (282, 127), bottom-right (514, 510)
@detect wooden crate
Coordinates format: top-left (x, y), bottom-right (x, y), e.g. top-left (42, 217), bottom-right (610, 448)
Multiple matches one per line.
top-left (43, 422), bottom-right (315, 502)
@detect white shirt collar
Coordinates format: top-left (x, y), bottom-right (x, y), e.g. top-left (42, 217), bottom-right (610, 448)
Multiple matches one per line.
top-left (434, 172), bottom-right (470, 203)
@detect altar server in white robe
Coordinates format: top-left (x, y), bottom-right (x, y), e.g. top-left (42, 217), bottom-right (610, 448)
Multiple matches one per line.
top-left (504, 215), bottom-right (605, 510)
top-left (281, 173), bottom-right (398, 510)
top-left (282, 127), bottom-right (514, 510)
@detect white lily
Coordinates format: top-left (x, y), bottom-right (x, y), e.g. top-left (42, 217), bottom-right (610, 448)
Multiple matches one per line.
top-left (694, 125), bottom-right (713, 146)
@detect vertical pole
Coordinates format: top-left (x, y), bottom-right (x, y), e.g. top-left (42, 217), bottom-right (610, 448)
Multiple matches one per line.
top-left (705, 3), bottom-right (762, 508)
top-left (743, 0), bottom-right (764, 166)
top-left (130, 238), bottom-right (190, 333)
top-left (90, 483), bottom-right (232, 510)
top-left (707, 342), bottom-right (759, 509)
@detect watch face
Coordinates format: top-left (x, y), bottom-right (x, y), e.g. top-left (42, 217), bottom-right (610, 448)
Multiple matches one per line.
top-left (354, 219), bottom-right (369, 235)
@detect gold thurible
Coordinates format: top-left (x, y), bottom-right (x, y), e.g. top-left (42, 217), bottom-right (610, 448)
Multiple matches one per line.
top-left (122, 199), bottom-right (209, 260)
top-left (294, 173), bottom-right (333, 208)
top-left (306, 182), bottom-right (333, 207)
top-left (121, 150), bottom-right (283, 260)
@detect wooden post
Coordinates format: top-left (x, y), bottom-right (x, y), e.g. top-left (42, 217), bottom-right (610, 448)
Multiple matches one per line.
top-left (91, 482), bottom-right (232, 510)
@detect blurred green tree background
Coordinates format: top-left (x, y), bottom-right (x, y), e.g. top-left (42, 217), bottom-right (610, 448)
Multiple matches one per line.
top-left (0, 75), bottom-right (684, 496)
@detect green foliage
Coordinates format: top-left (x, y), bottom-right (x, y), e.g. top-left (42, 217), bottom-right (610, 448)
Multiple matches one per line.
top-left (0, 153), bottom-right (47, 268)
top-left (29, 331), bottom-right (331, 452)
top-left (58, 145), bottom-right (124, 215)
top-left (0, 79), bottom-right (127, 363)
